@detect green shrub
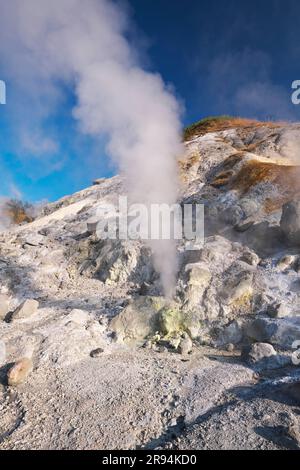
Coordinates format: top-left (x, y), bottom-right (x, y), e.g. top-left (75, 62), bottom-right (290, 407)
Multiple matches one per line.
top-left (183, 115), bottom-right (234, 140)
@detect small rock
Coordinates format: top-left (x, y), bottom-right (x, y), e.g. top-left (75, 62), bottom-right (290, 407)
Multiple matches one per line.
top-left (287, 423), bottom-right (300, 445)
top-left (168, 335), bottom-right (181, 350)
top-left (139, 282), bottom-right (151, 296)
top-left (234, 218), bottom-right (255, 233)
top-left (178, 335), bottom-right (193, 355)
top-left (242, 342), bottom-right (290, 370)
top-left (169, 418), bottom-right (178, 427)
top-left (7, 358), bottom-right (33, 386)
top-left (226, 343), bottom-right (235, 352)
top-left (90, 348), bottom-right (104, 358)
top-left (239, 251), bottom-right (260, 266)
top-left (267, 303), bottom-right (290, 318)
top-left (92, 178), bottom-right (106, 185)
top-left (244, 342), bottom-right (277, 363)
top-left (10, 299), bottom-right (39, 321)
top-left (220, 269), bottom-right (253, 306)
top-left (38, 228), bottom-right (51, 236)
top-left (143, 340), bottom-right (153, 350)
top-left (277, 255), bottom-right (296, 271)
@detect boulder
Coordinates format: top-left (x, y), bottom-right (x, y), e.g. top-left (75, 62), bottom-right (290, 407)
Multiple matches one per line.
top-left (217, 320), bottom-right (243, 346)
top-left (184, 311), bottom-right (203, 339)
top-left (159, 305), bottom-right (202, 339)
top-left (244, 342), bottom-right (276, 362)
top-left (245, 222), bottom-right (282, 254)
top-left (183, 263), bottom-right (211, 309)
top-left (159, 305), bottom-right (185, 337)
top-left (199, 236), bottom-right (232, 264)
top-left (7, 358), bottom-right (33, 386)
top-left (186, 264), bottom-right (212, 288)
top-left (10, 299), bottom-right (39, 322)
top-left (245, 318), bottom-right (276, 343)
top-left (245, 317), bottom-right (300, 349)
top-left (37, 317), bottom-right (106, 367)
top-left (110, 296), bottom-right (164, 345)
top-left (178, 334), bottom-right (193, 355)
top-left (111, 297), bottom-right (202, 345)
top-left (90, 240), bottom-right (154, 286)
top-left (220, 267), bottom-right (253, 307)
top-left (280, 201), bottom-right (300, 246)
top-left (242, 342), bottom-right (290, 370)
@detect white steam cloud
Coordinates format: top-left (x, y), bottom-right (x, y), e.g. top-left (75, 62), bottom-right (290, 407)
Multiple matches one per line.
top-left (0, 0), bottom-right (183, 296)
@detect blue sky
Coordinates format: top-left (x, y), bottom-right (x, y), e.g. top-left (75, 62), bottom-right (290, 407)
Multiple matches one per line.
top-left (1, 0), bottom-right (300, 203)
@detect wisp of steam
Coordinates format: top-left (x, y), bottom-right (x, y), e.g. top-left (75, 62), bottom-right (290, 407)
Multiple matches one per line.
top-left (0, 0), bottom-right (183, 297)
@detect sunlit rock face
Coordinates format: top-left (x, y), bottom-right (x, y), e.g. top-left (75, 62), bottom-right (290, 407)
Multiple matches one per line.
top-left (1, 120), bottom-right (300, 450)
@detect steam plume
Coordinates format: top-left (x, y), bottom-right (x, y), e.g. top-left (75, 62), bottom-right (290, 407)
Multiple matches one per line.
top-left (0, 0), bottom-right (183, 296)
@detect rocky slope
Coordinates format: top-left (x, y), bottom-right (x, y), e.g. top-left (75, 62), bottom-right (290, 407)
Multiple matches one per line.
top-left (1, 119), bottom-right (300, 450)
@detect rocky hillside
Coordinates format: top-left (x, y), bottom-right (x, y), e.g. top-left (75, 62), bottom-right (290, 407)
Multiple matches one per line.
top-left (1, 118), bottom-right (300, 450)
